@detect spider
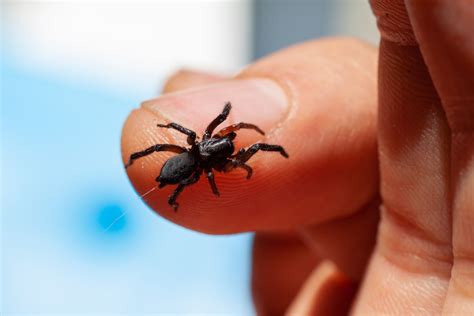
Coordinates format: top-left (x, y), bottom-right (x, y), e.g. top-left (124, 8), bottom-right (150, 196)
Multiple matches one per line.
top-left (125, 102), bottom-right (289, 211)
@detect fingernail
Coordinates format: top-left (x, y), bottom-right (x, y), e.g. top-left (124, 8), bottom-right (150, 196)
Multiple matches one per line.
top-left (142, 79), bottom-right (289, 135)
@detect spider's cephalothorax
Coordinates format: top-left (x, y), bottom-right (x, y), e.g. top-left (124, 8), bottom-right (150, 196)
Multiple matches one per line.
top-left (125, 102), bottom-right (289, 211)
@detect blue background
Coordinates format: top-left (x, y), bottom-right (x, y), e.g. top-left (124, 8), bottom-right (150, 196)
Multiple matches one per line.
top-left (2, 54), bottom-right (254, 314)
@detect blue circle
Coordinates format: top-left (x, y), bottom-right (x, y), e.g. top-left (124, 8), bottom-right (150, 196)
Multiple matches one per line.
top-left (96, 203), bottom-right (127, 233)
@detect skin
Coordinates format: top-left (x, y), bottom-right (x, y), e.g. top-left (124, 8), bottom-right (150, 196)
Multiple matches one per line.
top-left (122, 1), bottom-right (473, 314)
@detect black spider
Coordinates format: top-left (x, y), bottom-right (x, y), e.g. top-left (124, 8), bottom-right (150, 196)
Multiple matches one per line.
top-left (125, 102), bottom-right (289, 211)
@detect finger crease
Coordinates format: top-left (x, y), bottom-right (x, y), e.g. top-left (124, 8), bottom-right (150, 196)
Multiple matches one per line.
top-left (378, 205), bottom-right (453, 278)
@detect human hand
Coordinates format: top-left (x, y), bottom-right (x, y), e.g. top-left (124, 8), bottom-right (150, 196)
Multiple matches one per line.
top-left (122, 37), bottom-right (379, 315)
top-left (121, 0), bottom-right (473, 314)
top-left (351, 1), bottom-right (473, 315)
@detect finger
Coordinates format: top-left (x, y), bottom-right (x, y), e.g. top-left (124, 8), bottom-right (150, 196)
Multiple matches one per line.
top-left (251, 232), bottom-right (320, 316)
top-left (122, 38), bottom-right (378, 234)
top-left (300, 197), bottom-right (380, 281)
top-left (251, 198), bottom-right (379, 316)
top-left (353, 1), bottom-right (452, 314)
top-left (285, 261), bottom-right (358, 316)
top-left (162, 69), bottom-right (228, 94)
top-left (264, 199), bottom-right (378, 316)
top-left (406, 0), bottom-right (474, 313)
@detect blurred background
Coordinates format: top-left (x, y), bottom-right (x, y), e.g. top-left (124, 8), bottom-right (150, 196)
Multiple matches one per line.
top-left (1, 0), bottom-right (377, 314)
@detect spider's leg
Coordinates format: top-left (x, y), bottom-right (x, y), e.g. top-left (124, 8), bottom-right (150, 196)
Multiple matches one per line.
top-left (125, 144), bottom-right (187, 169)
top-left (236, 143), bottom-right (289, 163)
top-left (224, 159), bottom-right (253, 179)
top-left (157, 122), bottom-right (197, 145)
top-left (215, 122), bottom-right (265, 138)
top-left (236, 162), bottom-right (253, 179)
top-left (230, 148), bottom-right (245, 158)
top-left (168, 170), bottom-right (202, 211)
top-left (203, 102), bottom-right (232, 140)
top-left (205, 169), bottom-right (220, 196)
top-left (168, 185), bottom-right (185, 211)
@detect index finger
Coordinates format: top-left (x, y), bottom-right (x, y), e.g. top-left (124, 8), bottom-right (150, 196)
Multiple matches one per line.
top-left (121, 38), bottom-right (378, 234)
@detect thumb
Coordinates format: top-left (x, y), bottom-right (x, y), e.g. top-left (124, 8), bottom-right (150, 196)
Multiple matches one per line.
top-left (121, 37), bottom-right (378, 234)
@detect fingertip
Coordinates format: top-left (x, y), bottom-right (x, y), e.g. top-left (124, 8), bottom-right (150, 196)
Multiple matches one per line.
top-left (121, 108), bottom-right (180, 186)
top-left (121, 93), bottom-right (292, 234)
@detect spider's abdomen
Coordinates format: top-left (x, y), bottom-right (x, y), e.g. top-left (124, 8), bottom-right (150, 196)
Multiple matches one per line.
top-left (198, 137), bottom-right (234, 165)
top-left (158, 152), bottom-right (197, 185)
